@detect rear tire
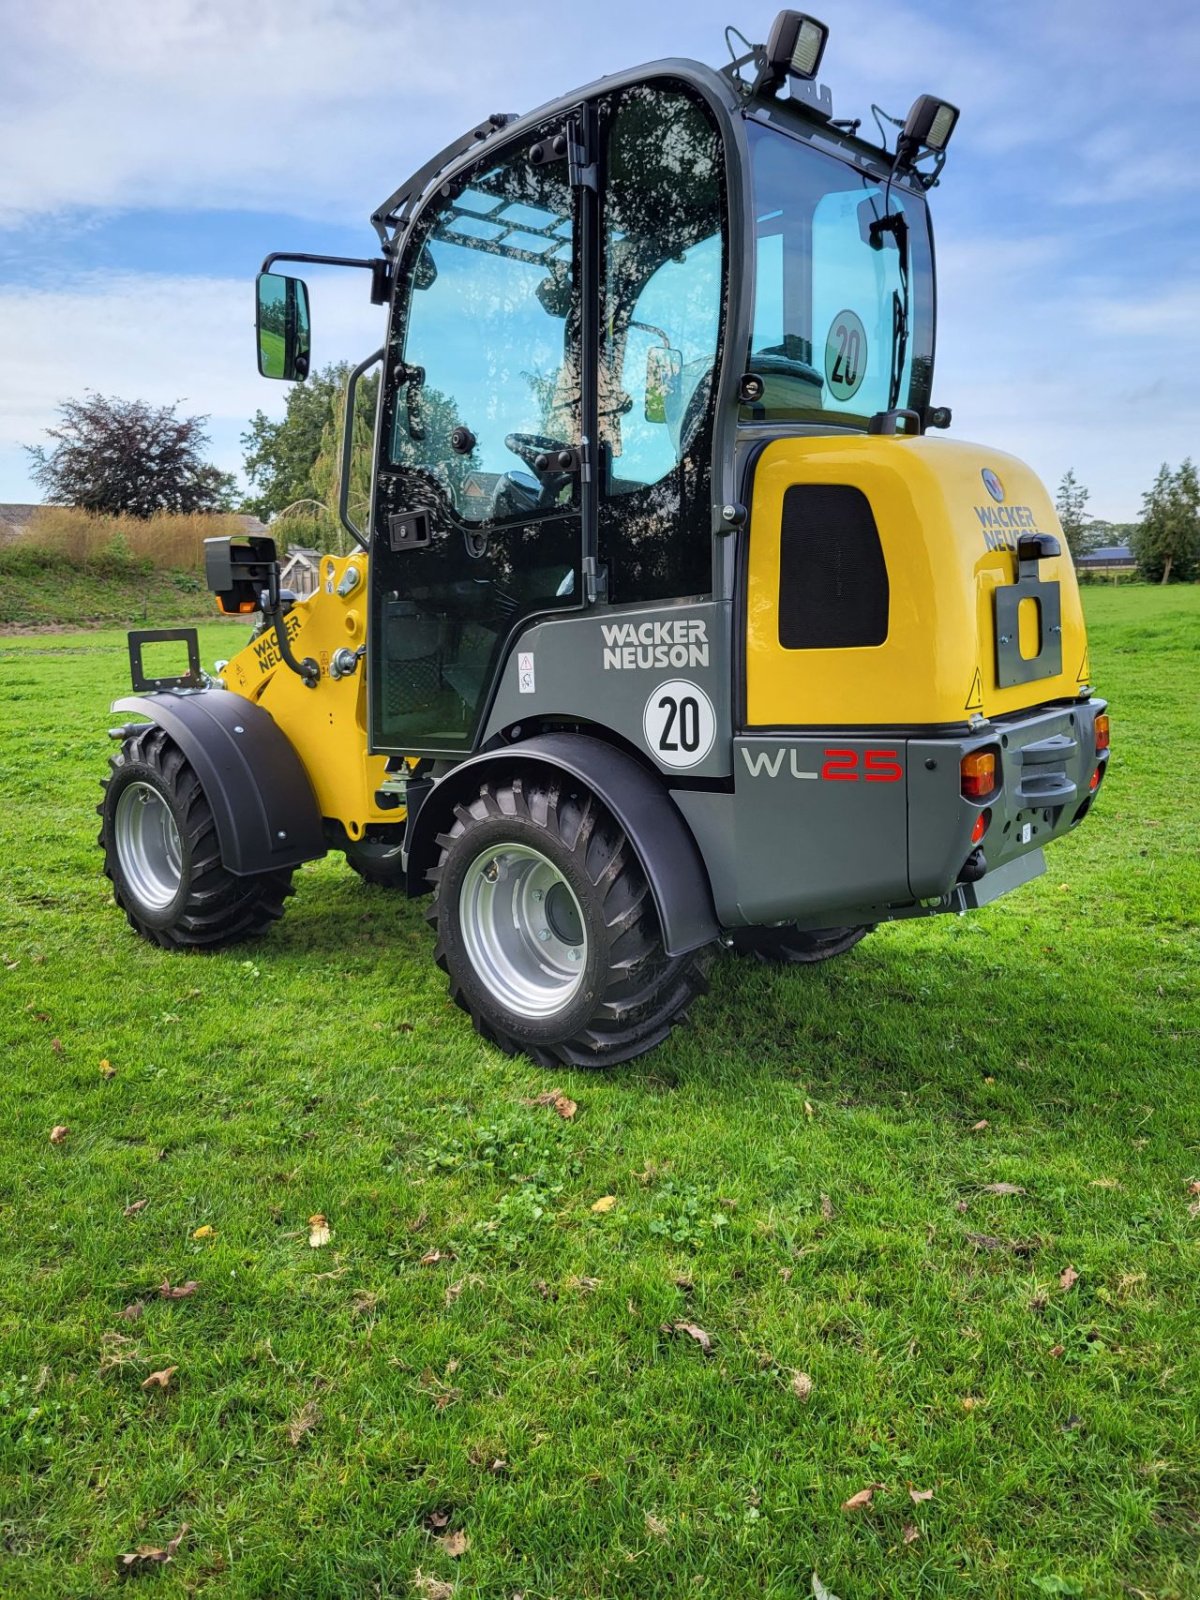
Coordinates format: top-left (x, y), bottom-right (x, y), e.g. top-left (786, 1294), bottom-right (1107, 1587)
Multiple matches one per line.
top-left (730, 924), bottom-right (872, 964)
top-left (99, 724), bottom-right (294, 949)
top-left (428, 772), bottom-right (710, 1068)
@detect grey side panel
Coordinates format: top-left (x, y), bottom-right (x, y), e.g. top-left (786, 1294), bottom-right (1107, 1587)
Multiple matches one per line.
top-left (728, 736), bottom-right (910, 925)
top-left (111, 692), bottom-right (327, 875)
top-left (481, 599), bottom-right (732, 779)
top-left (405, 732), bottom-right (719, 956)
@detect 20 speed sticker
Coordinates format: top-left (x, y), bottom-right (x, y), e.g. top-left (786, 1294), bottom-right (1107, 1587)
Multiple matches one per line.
top-left (643, 679), bottom-right (715, 770)
top-left (825, 309), bottom-right (867, 401)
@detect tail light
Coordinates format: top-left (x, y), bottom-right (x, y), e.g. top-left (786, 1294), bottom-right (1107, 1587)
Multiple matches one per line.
top-left (1094, 713), bottom-right (1110, 752)
top-left (1089, 768), bottom-right (1101, 792)
top-left (971, 808), bottom-right (991, 845)
top-left (961, 750), bottom-right (997, 799)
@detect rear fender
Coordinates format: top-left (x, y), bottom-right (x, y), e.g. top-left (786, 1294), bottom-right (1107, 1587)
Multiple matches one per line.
top-left (112, 691), bottom-right (326, 875)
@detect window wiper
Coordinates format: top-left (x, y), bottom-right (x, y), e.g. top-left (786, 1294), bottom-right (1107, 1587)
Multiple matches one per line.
top-left (869, 210), bottom-right (910, 412)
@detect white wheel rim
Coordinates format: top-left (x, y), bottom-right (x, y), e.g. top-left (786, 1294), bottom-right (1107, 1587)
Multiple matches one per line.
top-left (458, 843), bottom-right (587, 1019)
top-left (114, 781), bottom-right (183, 910)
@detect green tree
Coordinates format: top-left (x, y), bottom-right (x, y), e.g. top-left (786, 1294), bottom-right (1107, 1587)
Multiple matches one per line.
top-left (1132, 460), bottom-right (1200, 584)
top-left (26, 394), bottom-right (235, 517)
top-left (1055, 468), bottom-right (1093, 558)
top-left (311, 370), bottom-right (380, 554)
top-left (240, 365), bottom-right (347, 520)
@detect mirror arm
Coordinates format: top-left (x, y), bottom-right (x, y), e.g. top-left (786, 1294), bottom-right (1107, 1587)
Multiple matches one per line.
top-left (260, 252), bottom-right (392, 305)
top-left (339, 348), bottom-right (385, 551)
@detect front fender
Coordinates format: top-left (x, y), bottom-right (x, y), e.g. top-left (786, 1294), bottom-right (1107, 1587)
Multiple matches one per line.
top-left (112, 691), bottom-right (326, 875)
top-left (405, 733), bottom-right (719, 957)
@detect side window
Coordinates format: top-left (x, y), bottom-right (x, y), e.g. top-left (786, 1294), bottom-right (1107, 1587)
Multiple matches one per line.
top-left (389, 153), bottom-right (579, 526)
top-left (599, 82), bottom-right (725, 603)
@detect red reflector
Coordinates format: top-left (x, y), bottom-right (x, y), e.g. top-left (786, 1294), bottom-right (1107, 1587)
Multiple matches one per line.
top-left (1094, 713), bottom-right (1110, 752)
top-left (1089, 767), bottom-right (1101, 792)
top-left (961, 750), bottom-right (996, 798)
top-left (971, 808), bottom-right (991, 845)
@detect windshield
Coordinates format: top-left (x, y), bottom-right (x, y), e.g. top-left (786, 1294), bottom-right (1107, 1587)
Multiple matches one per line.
top-left (744, 119), bottom-right (934, 429)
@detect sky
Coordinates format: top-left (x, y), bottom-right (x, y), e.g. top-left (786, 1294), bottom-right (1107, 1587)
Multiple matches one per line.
top-left (0, 0), bottom-right (1196, 522)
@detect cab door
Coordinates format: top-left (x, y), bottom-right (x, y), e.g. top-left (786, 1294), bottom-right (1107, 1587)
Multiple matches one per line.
top-left (369, 123), bottom-right (587, 755)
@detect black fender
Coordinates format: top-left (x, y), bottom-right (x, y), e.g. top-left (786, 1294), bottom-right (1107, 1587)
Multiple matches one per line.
top-left (112, 691), bottom-right (326, 875)
top-left (405, 733), bottom-right (719, 957)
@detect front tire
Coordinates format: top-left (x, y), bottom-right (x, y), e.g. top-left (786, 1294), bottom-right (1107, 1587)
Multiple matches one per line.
top-left (99, 724), bottom-right (293, 949)
top-left (428, 772), bottom-right (709, 1068)
top-left (729, 924), bottom-right (872, 964)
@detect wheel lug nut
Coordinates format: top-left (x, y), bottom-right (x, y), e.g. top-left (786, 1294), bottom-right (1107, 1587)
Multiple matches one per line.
top-left (568, 947), bottom-right (580, 961)
top-left (531, 889), bottom-right (543, 902)
top-left (538, 928), bottom-right (551, 942)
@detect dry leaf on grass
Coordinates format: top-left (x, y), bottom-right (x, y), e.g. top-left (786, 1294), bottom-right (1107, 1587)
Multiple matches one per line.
top-left (1060, 1265), bottom-right (1080, 1291)
top-left (645, 1512), bottom-right (669, 1538)
top-left (123, 1198), bottom-right (149, 1217)
top-left (159, 1279), bottom-right (199, 1300)
top-left (308, 1214), bottom-right (332, 1248)
top-left (412, 1572), bottom-right (456, 1599)
top-left (590, 1195), bottom-right (617, 1214)
top-left (141, 1366), bottom-right (178, 1391)
top-left (421, 1249), bottom-right (452, 1266)
top-left (529, 1088), bottom-right (577, 1119)
top-left (117, 1302), bottom-right (145, 1323)
top-left (902, 1522), bottom-right (921, 1545)
top-left (49, 1125), bottom-right (68, 1144)
top-left (812, 1577), bottom-right (843, 1600)
top-left (980, 1182), bottom-right (1025, 1195)
top-left (841, 1484), bottom-right (883, 1511)
top-left (191, 1225), bottom-right (214, 1240)
top-left (820, 1194), bottom-right (834, 1220)
top-left (1049, 1344), bottom-right (1065, 1358)
top-left (804, 1101), bottom-right (815, 1119)
top-left (120, 1524), bottom-right (188, 1569)
top-left (99, 1058), bottom-right (117, 1079)
top-left (960, 1395), bottom-right (983, 1411)
top-left (51, 1038), bottom-right (64, 1055)
top-left (287, 1401), bottom-right (321, 1445)
top-left (436, 1530), bottom-right (469, 1558)
top-left (426, 1509), bottom-right (451, 1530)
top-left (662, 1320), bottom-right (715, 1354)
top-left (1188, 1180), bottom-right (1200, 1196)
top-left (908, 1487), bottom-right (934, 1504)
top-left (791, 1370), bottom-right (814, 1401)
top-left (970, 1120), bottom-right (989, 1132)
top-left (966, 1233), bottom-right (1006, 1252)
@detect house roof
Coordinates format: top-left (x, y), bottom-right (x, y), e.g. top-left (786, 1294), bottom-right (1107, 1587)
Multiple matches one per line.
top-left (1080, 545), bottom-right (1134, 562)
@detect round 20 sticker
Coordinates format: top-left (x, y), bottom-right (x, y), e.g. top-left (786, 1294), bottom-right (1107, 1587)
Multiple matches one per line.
top-left (824, 309), bottom-right (867, 401)
top-left (643, 680), bottom-right (716, 769)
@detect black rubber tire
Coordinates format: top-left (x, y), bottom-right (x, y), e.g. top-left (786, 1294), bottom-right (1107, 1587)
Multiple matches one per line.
top-left (343, 832), bottom-right (407, 888)
top-left (98, 724), bottom-right (294, 949)
top-left (427, 772), bottom-right (710, 1068)
top-left (729, 924), bottom-right (873, 964)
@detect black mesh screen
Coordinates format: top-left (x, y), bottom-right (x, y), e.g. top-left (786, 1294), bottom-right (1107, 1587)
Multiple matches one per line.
top-left (777, 484), bottom-right (889, 649)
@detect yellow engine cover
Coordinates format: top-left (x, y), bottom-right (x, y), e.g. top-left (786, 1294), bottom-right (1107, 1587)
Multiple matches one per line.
top-left (745, 435), bottom-right (1091, 729)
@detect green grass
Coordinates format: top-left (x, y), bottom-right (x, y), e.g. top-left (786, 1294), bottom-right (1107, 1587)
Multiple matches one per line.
top-left (1, 586), bottom-right (1197, 1598)
top-left (0, 547), bottom-right (218, 628)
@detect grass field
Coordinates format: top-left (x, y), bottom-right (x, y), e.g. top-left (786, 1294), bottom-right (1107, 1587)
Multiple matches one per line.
top-left (1, 586), bottom-right (1197, 1598)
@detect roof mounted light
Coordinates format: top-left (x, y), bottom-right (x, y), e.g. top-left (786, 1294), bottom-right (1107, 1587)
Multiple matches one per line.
top-left (896, 93), bottom-right (960, 169)
top-left (755, 11), bottom-right (830, 95)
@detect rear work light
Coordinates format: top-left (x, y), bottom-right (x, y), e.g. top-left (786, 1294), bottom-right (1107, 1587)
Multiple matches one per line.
top-left (1094, 713), bottom-right (1110, 752)
top-left (961, 750), bottom-right (997, 799)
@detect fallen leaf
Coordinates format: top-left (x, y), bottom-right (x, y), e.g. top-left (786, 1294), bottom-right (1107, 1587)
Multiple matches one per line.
top-left (1060, 1265), bottom-right (1080, 1291)
top-left (551, 1094), bottom-right (576, 1119)
top-left (191, 1225), bottom-right (214, 1240)
top-left (489, 1459), bottom-right (507, 1474)
top-left (51, 1038), bottom-right (63, 1055)
top-left (960, 1395), bottom-right (983, 1411)
top-left (566, 1274), bottom-right (600, 1294)
top-left (426, 1509), bottom-right (451, 1530)
top-left (308, 1214), bottom-right (332, 1248)
top-left (645, 1512), bottom-right (669, 1538)
top-left (99, 1058), bottom-right (117, 1079)
top-left (791, 1370), bottom-right (814, 1402)
top-left (804, 1101), bottom-right (815, 1119)
top-left (1188, 1180), bottom-right (1200, 1196)
top-left (778, 1266), bottom-right (793, 1281)
top-left (49, 1124), bottom-right (68, 1144)
top-left (903, 1522), bottom-right (920, 1545)
top-left (123, 1198), bottom-right (149, 1216)
top-left (159, 1279), bottom-right (199, 1300)
top-left (980, 1183), bottom-right (1025, 1195)
top-left (1188, 1200), bottom-right (1200, 1220)
top-left (287, 1401), bottom-right (321, 1445)
top-left (812, 1577), bottom-right (843, 1600)
top-left (412, 1573), bottom-right (455, 1599)
top-left (590, 1195), bottom-right (617, 1214)
top-left (971, 1120), bottom-right (989, 1132)
top-left (1049, 1344), bottom-right (1065, 1358)
top-left (954, 1199), bottom-right (969, 1214)
top-left (664, 1320), bottom-right (714, 1354)
top-left (820, 1194), bottom-right (834, 1221)
top-left (842, 1484), bottom-right (883, 1511)
top-left (352, 1290), bottom-right (381, 1318)
top-left (141, 1365), bottom-right (178, 1391)
top-left (120, 1525), bottom-right (188, 1569)
top-left (117, 1301), bottom-right (145, 1322)
top-left (437, 1530), bottom-right (469, 1558)
top-left (420, 1249), bottom-right (448, 1266)
top-left (908, 1487), bottom-right (934, 1504)
top-left (674, 1275), bottom-right (694, 1292)
top-left (966, 1232), bottom-right (1006, 1252)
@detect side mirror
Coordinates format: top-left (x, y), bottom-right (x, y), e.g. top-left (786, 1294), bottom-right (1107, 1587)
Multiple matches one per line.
top-left (644, 345), bottom-right (682, 423)
top-left (256, 272), bottom-right (311, 380)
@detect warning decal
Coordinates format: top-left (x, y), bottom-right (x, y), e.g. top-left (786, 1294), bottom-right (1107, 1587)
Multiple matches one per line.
top-left (965, 668), bottom-right (983, 711)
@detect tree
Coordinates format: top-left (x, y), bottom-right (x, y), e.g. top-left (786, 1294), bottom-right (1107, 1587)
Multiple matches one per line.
top-left (240, 366), bottom-right (348, 521)
top-left (1055, 468), bottom-right (1093, 558)
top-left (311, 369), bottom-right (380, 554)
top-left (26, 394), bottom-right (236, 517)
top-left (1132, 459), bottom-right (1200, 584)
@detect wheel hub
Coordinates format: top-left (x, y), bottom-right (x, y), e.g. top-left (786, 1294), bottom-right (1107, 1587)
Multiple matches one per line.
top-left (113, 781), bottom-right (183, 910)
top-left (458, 843), bottom-right (588, 1018)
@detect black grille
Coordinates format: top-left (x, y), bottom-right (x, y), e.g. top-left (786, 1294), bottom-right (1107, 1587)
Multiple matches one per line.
top-left (777, 484), bottom-right (889, 650)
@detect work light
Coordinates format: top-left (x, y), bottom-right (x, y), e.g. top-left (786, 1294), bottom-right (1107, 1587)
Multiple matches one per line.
top-left (896, 93), bottom-right (960, 164)
top-left (758, 11), bottom-right (830, 92)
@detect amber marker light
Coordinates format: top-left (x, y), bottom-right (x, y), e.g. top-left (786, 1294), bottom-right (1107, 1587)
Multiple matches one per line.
top-left (961, 750), bottom-right (996, 799)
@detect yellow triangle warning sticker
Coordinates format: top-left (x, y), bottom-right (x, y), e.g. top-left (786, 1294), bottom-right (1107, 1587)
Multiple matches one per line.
top-left (1076, 647), bottom-right (1090, 682)
top-left (965, 668), bottom-right (983, 711)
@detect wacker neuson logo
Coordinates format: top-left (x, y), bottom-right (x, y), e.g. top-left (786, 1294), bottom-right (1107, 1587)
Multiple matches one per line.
top-left (602, 618), bottom-right (708, 670)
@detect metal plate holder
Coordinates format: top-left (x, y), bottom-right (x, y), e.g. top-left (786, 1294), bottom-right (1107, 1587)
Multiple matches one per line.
top-left (993, 572), bottom-right (1062, 688)
top-left (127, 628), bottom-right (204, 692)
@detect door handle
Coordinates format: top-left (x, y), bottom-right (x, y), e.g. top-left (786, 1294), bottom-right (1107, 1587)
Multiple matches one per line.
top-left (338, 346), bottom-right (384, 550)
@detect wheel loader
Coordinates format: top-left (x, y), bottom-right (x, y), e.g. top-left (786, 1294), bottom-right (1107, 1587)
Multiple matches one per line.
top-left (99, 12), bottom-right (1110, 1066)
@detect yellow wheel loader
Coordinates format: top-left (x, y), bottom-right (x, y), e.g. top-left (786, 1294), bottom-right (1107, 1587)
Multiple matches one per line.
top-left (99, 12), bottom-right (1110, 1066)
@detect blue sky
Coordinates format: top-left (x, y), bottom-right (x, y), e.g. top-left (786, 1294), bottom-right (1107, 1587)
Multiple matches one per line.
top-left (1, 0), bottom-right (1196, 521)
